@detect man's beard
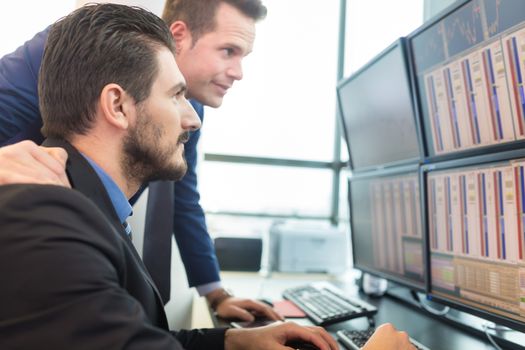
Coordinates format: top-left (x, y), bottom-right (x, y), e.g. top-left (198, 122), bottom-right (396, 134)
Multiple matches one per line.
top-left (121, 111), bottom-right (189, 184)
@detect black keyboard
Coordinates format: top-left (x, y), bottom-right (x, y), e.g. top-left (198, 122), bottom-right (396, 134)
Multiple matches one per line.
top-left (337, 329), bottom-right (430, 350)
top-left (282, 284), bottom-right (377, 326)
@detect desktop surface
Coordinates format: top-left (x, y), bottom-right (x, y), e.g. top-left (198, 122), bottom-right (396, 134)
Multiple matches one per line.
top-left (214, 271), bottom-right (524, 350)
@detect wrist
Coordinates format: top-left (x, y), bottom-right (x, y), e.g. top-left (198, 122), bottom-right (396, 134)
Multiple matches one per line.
top-left (224, 328), bottom-right (245, 350)
top-left (207, 288), bottom-right (233, 310)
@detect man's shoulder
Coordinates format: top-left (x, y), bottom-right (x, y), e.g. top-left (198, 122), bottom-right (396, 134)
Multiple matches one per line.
top-left (0, 184), bottom-right (119, 243)
top-left (0, 183), bottom-right (89, 208)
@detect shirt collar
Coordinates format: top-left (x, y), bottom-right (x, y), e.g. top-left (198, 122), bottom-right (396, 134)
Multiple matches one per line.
top-left (81, 154), bottom-right (132, 224)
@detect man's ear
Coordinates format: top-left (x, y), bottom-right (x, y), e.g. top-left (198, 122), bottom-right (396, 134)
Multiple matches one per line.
top-left (169, 21), bottom-right (192, 54)
top-left (99, 83), bottom-right (134, 130)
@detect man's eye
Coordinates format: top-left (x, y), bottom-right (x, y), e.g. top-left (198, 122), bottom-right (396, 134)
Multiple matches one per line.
top-left (224, 48), bottom-right (234, 56)
top-left (172, 92), bottom-right (184, 102)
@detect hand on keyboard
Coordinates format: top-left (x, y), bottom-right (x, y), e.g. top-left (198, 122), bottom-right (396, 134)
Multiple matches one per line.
top-left (224, 321), bottom-right (339, 350)
top-left (360, 324), bottom-right (416, 350)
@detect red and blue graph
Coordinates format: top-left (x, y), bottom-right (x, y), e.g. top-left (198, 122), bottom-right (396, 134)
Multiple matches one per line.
top-left (515, 166), bottom-right (525, 260)
top-left (483, 48), bottom-right (504, 140)
top-left (460, 175), bottom-right (469, 254)
top-left (427, 75), bottom-right (444, 152)
top-left (445, 176), bottom-right (454, 252)
top-left (479, 173), bottom-right (489, 257)
top-left (493, 171), bottom-right (506, 260)
top-left (461, 58), bottom-right (482, 144)
top-left (505, 36), bottom-right (525, 136)
top-left (429, 178), bottom-right (439, 250)
top-left (444, 68), bottom-right (461, 148)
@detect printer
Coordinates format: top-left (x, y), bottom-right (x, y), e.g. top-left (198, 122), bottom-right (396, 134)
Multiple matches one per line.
top-left (268, 222), bottom-right (348, 274)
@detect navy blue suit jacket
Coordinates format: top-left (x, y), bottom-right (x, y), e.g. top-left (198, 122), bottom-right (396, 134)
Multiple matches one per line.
top-left (0, 28), bottom-right (220, 288)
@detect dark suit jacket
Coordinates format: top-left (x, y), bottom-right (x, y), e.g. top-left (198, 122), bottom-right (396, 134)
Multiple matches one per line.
top-left (0, 138), bottom-right (225, 349)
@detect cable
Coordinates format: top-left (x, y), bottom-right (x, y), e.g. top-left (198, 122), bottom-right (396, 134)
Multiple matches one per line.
top-left (482, 323), bottom-right (505, 350)
top-left (416, 293), bottom-right (450, 316)
top-left (482, 323), bottom-right (513, 332)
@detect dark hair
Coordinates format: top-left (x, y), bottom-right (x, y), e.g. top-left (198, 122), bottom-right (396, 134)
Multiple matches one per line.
top-left (39, 3), bottom-right (176, 139)
top-left (162, 0), bottom-right (267, 43)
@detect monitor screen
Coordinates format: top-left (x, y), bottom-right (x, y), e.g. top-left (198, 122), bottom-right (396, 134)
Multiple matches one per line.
top-left (425, 158), bottom-right (525, 330)
top-left (349, 166), bottom-right (425, 291)
top-left (337, 39), bottom-right (421, 171)
top-left (409, 0), bottom-right (525, 158)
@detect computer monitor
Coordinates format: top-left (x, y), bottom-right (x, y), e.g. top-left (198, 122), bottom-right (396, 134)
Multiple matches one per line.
top-left (337, 38), bottom-right (422, 172)
top-left (423, 153), bottom-right (525, 330)
top-left (409, 0), bottom-right (525, 159)
top-left (349, 164), bottom-right (426, 291)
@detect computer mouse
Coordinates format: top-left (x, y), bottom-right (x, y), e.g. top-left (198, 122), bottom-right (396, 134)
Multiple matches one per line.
top-left (284, 340), bottom-right (320, 350)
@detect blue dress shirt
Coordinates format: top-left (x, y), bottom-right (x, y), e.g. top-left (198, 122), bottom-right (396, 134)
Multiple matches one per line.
top-left (82, 154), bottom-right (133, 229)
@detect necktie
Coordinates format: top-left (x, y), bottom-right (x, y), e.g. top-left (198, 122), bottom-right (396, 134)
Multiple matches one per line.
top-left (123, 220), bottom-right (133, 240)
top-left (142, 180), bottom-right (174, 304)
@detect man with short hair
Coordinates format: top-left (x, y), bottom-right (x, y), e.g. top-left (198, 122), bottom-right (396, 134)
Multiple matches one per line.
top-left (0, 0), bottom-right (279, 321)
top-left (0, 4), bottom-right (342, 349)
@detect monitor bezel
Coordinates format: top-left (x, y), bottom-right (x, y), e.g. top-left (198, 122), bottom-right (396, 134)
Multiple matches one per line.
top-left (348, 163), bottom-right (427, 293)
top-left (421, 149), bottom-right (525, 331)
top-left (336, 38), bottom-right (424, 174)
top-left (407, 0), bottom-right (525, 163)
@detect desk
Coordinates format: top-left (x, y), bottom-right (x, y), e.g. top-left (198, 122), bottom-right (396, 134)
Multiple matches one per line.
top-left (203, 271), bottom-right (524, 350)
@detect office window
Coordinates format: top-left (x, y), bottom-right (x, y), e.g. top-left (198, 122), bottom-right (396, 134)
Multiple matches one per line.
top-left (0, 1), bottom-right (168, 58)
top-left (344, 0), bottom-right (424, 75)
top-left (200, 162), bottom-right (333, 217)
top-left (200, 0), bottom-right (342, 233)
top-left (0, 1), bottom-right (75, 57)
top-left (201, 0), bottom-right (341, 162)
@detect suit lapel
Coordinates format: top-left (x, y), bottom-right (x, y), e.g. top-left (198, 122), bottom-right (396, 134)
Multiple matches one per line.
top-left (42, 138), bottom-right (166, 306)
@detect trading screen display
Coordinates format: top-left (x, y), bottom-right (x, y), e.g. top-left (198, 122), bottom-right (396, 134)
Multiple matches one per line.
top-left (350, 170), bottom-right (425, 290)
top-left (337, 41), bottom-right (420, 171)
top-left (410, 0), bottom-right (525, 157)
top-left (426, 161), bottom-right (525, 327)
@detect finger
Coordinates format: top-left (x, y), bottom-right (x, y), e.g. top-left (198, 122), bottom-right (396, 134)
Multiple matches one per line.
top-left (306, 326), bottom-right (339, 350)
top-left (44, 147), bottom-right (71, 187)
top-left (282, 324), bottom-right (333, 350)
top-left (45, 147), bottom-right (68, 165)
top-left (30, 146), bottom-right (70, 187)
top-left (242, 300), bottom-right (284, 321)
top-left (0, 142), bottom-right (62, 185)
top-left (256, 304), bottom-right (284, 321)
top-left (0, 149), bottom-right (64, 186)
top-left (227, 305), bottom-right (255, 322)
top-left (31, 146), bottom-right (67, 176)
top-left (398, 331), bottom-right (414, 350)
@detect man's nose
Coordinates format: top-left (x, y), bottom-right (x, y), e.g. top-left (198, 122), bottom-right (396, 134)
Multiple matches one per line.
top-left (181, 99), bottom-right (201, 131)
top-left (227, 60), bottom-right (243, 81)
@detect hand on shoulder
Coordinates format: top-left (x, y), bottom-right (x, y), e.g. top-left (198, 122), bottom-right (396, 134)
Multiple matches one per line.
top-left (0, 140), bottom-right (69, 187)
